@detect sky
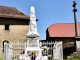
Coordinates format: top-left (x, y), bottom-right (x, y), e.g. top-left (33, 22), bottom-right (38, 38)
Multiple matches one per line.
top-left (0, 0), bottom-right (80, 40)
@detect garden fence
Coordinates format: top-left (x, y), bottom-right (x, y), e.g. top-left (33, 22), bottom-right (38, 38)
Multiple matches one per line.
top-left (4, 41), bottom-right (63, 60)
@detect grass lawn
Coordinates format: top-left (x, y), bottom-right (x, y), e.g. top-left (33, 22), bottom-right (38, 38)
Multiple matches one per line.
top-left (1, 58), bottom-right (80, 60)
top-left (63, 58), bottom-right (80, 60)
top-left (0, 59), bottom-right (3, 60)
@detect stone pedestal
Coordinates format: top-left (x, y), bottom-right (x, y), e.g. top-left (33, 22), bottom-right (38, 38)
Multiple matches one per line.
top-left (25, 37), bottom-right (43, 59)
top-left (27, 37), bottom-right (39, 47)
top-left (25, 47), bottom-right (42, 57)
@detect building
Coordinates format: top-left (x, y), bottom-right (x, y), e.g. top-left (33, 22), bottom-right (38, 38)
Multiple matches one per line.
top-left (0, 5), bottom-right (39, 58)
top-left (45, 1), bottom-right (80, 58)
top-left (46, 23), bottom-right (80, 57)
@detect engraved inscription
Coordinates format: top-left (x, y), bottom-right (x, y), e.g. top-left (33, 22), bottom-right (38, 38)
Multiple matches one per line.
top-left (28, 39), bottom-right (38, 47)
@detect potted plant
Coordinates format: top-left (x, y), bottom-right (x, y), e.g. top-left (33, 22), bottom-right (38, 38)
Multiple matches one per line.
top-left (31, 50), bottom-right (37, 60)
top-left (42, 46), bottom-right (49, 56)
top-left (48, 54), bottom-right (52, 60)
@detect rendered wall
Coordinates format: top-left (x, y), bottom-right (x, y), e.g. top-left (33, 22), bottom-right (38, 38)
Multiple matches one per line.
top-left (0, 25), bottom-right (29, 58)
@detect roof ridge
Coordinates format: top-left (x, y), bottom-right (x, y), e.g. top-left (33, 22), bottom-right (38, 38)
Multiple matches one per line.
top-left (0, 5), bottom-right (15, 8)
top-left (52, 23), bottom-right (78, 24)
top-left (48, 22), bottom-right (80, 29)
top-left (54, 22), bottom-right (80, 24)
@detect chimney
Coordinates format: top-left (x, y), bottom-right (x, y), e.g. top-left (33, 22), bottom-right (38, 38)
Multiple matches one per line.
top-left (73, 1), bottom-right (79, 37)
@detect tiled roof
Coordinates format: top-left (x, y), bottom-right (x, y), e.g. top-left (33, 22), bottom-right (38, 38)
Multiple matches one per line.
top-left (0, 5), bottom-right (30, 19)
top-left (48, 23), bottom-right (80, 37)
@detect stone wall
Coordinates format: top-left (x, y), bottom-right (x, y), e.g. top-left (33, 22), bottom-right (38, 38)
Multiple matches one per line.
top-left (0, 25), bottom-right (29, 58)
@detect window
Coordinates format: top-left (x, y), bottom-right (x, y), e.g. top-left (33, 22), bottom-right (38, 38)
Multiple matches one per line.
top-left (2, 40), bottom-right (9, 53)
top-left (5, 24), bottom-right (9, 30)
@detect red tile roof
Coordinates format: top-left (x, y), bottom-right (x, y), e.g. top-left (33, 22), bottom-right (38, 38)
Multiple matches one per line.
top-left (48, 23), bottom-right (80, 37)
top-left (0, 5), bottom-right (30, 19)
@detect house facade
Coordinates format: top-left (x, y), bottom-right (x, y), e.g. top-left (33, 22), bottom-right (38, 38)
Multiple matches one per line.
top-left (0, 5), bottom-right (30, 58)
